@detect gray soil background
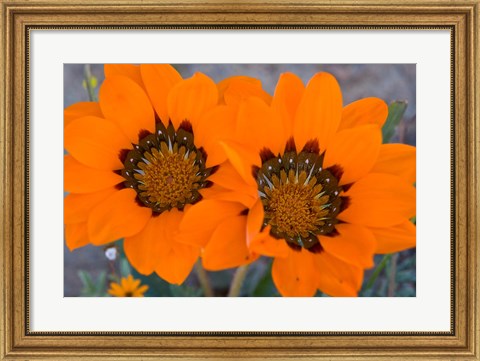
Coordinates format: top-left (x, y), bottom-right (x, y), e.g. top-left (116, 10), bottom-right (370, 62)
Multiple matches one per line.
top-left (64, 64), bottom-right (416, 296)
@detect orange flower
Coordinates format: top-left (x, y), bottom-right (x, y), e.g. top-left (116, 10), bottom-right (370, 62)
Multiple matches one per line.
top-left (200, 72), bottom-right (416, 296)
top-left (64, 64), bottom-right (249, 285)
top-left (108, 275), bottom-right (148, 297)
top-left (168, 76), bottom-right (275, 271)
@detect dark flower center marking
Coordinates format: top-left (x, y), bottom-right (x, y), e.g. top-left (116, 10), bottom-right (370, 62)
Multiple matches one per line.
top-left (253, 138), bottom-right (347, 254)
top-left (120, 119), bottom-right (216, 214)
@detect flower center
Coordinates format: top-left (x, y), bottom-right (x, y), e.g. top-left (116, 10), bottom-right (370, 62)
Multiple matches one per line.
top-left (254, 138), bottom-right (345, 253)
top-left (120, 120), bottom-right (216, 213)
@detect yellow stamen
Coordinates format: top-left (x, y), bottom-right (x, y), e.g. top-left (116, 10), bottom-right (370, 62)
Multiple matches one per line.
top-left (137, 146), bottom-right (200, 209)
top-left (265, 170), bottom-right (330, 238)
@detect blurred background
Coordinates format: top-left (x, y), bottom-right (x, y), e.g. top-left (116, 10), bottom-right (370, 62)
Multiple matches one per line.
top-left (64, 64), bottom-right (416, 297)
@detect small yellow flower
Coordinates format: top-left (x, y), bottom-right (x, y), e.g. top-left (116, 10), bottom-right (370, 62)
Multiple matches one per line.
top-left (108, 275), bottom-right (148, 297)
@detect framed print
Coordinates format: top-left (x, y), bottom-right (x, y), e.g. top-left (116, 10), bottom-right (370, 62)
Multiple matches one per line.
top-left (1, 0), bottom-right (479, 359)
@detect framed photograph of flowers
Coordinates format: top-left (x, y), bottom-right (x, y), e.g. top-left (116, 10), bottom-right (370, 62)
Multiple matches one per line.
top-left (64, 63), bottom-right (416, 298)
top-left (1, 0), bottom-right (479, 360)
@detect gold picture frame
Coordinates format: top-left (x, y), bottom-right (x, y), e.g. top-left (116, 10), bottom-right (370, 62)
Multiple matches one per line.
top-left (1, 0), bottom-right (479, 359)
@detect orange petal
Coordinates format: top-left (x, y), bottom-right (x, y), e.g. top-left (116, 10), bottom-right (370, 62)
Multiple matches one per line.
top-left (370, 220), bottom-right (416, 254)
top-left (121, 275), bottom-right (133, 290)
top-left (371, 144), bottom-right (416, 184)
top-left (124, 209), bottom-right (181, 275)
top-left (130, 280), bottom-right (141, 292)
top-left (249, 226), bottom-right (290, 258)
top-left (99, 75), bottom-right (155, 143)
top-left (218, 75), bottom-right (262, 102)
top-left (179, 199), bottom-right (245, 234)
top-left (140, 64), bottom-right (182, 125)
top-left (175, 228), bottom-right (214, 249)
top-left (272, 72), bottom-right (304, 137)
top-left (64, 187), bottom-right (117, 224)
top-left (108, 283), bottom-right (125, 297)
top-left (64, 102), bottom-right (102, 127)
top-left (64, 155), bottom-right (124, 193)
top-left (313, 251), bottom-right (363, 296)
top-left (323, 124), bottom-right (382, 185)
top-left (246, 198), bottom-right (264, 247)
top-left (236, 96), bottom-right (285, 155)
top-left (272, 248), bottom-right (319, 296)
top-left (64, 116), bottom-right (131, 170)
top-left (339, 97), bottom-right (388, 131)
top-left (167, 72), bottom-right (218, 129)
top-left (133, 285), bottom-right (149, 296)
top-left (87, 188), bottom-right (151, 246)
top-left (294, 72), bottom-right (342, 152)
top-left (320, 223), bottom-right (376, 268)
top-left (104, 64), bottom-right (143, 88)
top-left (65, 223), bottom-right (89, 251)
top-left (221, 76), bottom-right (272, 109)
top-left (203, 215), bottom-right (256, 271)
top-left (219, 140), bottom-right (260, 187)
top-left (193, 105), bottom-right (236, 167)
top-left (339, 173), bottom-right (416, 227)
top-left (199, 186), bottom-right (256, 209)
top-left (207, 161), bottom-right (257, 199)
top-left (156, 240), bottom-right (200, 285)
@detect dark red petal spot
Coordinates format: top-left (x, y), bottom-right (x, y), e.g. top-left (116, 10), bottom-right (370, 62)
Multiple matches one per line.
top-left (209, 165), bottom-right (219, 175)
top-left (302, 139), bottom-right (320, 154)
top-left (259, 147), bottom-right (276, 163)
top-left (118, 148), bottom-right (130, 163)
top-left (179, 120), bottom-right (193, 134)
top-left (342, 183), bottom-right (354, 192)
top-left (286, 242), bottom-right (302, 252)
top-left (339, 196), bottom-right (351, 212)
top-left (251, 165), bottom-right (260, 179)
top-left (284, 137), bottom-right (297, 153)
top-left (324, 228), bottom-right (340, 238)
top-left (137, 129), bottom-right (151, 143)
top-left (198, 147), bottom-right (208, 160)
top-left (308, 242), bottom-right (324, 254)
top-left (326, 164), bottom-right (344, 182)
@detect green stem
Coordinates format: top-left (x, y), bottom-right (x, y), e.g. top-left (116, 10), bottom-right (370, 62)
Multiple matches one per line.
top-left (108, 260), bottom-right (118, 281)
top-left (388, 253), bottom-right (399, 297)
top-left (194, 260), bottom-right (214, 297)
top-left (228, 264), bottom-right (249, 297)
top-left (83, 64), bottom-right (96, 101)
top-left (364, 254), bottom-right (391, 292)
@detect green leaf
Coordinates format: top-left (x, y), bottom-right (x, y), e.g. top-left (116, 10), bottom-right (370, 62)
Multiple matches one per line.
top-left (78, 270), bottom-right (95, 293)
top-left (78, 270), bottom-right (107, 297)
top-left (382, 101), bottom-right (408, 143)
top-left (119, 258), bottom-right (131, 278)
top-left (95, 271), bottom-right (107, 295)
